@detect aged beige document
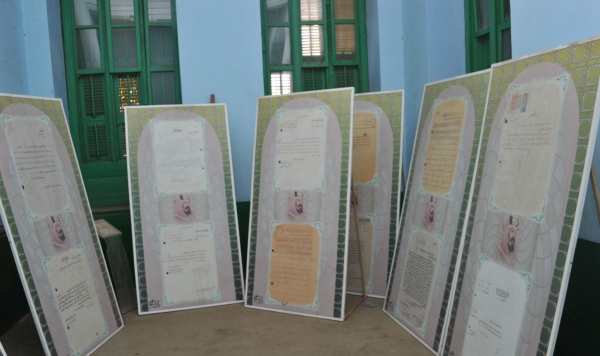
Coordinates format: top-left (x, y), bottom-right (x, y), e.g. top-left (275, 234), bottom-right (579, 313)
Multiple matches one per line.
top-left (494, 78), bottom-right (564, 216)
top-left (352, 111), bottom-right (379, 183)
top-left (46, 247), bottom-right (107, 352)
top-left (397, 230), bottom-right (440, 332)
top-left (160, 222), bottom-right (219, 303)
top-left (269, 223), bottom-right (320, 305)
top-left (422, 99), bottom-right (466, 194)
top-left (275, 107), bottom-right (328, 191)
top-left (346, 215), bottom-right (374, 291)
top-left (152, 120), bottom-right (207, 195)
top-left (4, 117), bottom-right (68, 217)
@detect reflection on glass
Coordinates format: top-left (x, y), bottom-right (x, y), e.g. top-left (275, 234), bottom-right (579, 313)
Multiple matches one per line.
top-left (502, 28), bottom-right (511, 61)
top-left (148, 0), bottom-right (171, 22)
top-left (300, 0), bottom-right (322, 21)
top-left (267, 0), bottom-right (289, 22)
top-left (74, 0), bottom-right (98, 26)
top-left (111, 0), bottom-right (135, 25)
top-left (268, 27), bottom-right (291, 65)
top-left (76, 29), bottom-right (102, 69)
top-left (150, 27), bottom-right (174, 66)
top-left (117, 75), bottom-right (139, 113)
top-left (112, 28), bottom-right (138, 68)
top-left (335, 24), bottom-right (356, 61)
top-left (503, 0), bottom-right (510, 21)
top-left (271, 72), bottom-right (293, 95)
top-left (334, 0), bottom-right (354, 19)
top-left (476, 0), bottom-right (489, 31)
top-left (301, 25), bottom-right (324, 62)
top-left (152, 72), bottom-right (176, 104)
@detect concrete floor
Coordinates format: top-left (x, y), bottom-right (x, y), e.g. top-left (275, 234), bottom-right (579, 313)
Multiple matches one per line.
top-left (1, 295), bottom-right (432, 355)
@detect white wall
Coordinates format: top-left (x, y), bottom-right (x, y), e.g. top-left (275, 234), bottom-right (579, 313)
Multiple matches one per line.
top-left (176, 0), bottom-right (265, 202)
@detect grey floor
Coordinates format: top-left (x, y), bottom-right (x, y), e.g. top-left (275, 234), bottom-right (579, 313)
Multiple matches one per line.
top-left (1, 296), bottom-right (432, 355)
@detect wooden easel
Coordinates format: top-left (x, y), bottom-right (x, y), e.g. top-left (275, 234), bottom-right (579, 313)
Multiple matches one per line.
top-left (344, 182), bottom-right (369, 320)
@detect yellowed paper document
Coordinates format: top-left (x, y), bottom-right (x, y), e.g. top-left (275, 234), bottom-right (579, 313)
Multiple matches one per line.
top-left (422, 99), bottom-right (466, 194)
top-left (46, 247), bottom-right (107, 353)
top-left (4, 117), bottom-right (68, 217)
top-left (160, 222), bottom-right (219, 303)
top-left (352, 111), bottom-right (378, 183)
top-left (269, 223), bottom-right (320, 305)
top-left (397, 229), bottom-right (440, 332)
top-left (152, 120), bottom-right (207, 194)
top-left (275, 107), bottom-right (328, 191)
top-left (494, 78), bottom-right (564, 216)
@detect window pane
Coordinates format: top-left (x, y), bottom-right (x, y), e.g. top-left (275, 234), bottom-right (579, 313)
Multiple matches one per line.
top-left (268, 27), bottom-right (291, 65)
top-left (76, 29), bottom-right (102, 69)
top-left (334, 0), bottom-right (354, 19)
top-left (110, 0), bottom-right (135, 25)
top-left (117, 75), bottom-right (139, 113)
top-left (271, 72), bottom-right (293, 95)
top-left (301, 25), bottom-right (324, 62)
top-left (501, 28), bottom-right (511, 61)
top-left (112, 28), bottom-right (138, 68)
top-left (150, 27), bottom-right (174, 66)
top-left (300, 0), bottom-right (322, 21)
top-left (148, 0), bottom-right (172, 23)
top-left (503, 0), bottom-right (510, 21)
top-left (267, 0), bottom-right (289, 22)
top-left (152, 72), bottom-right (176, 104)
top-left (335, 24), bottom-right (356, 61)
top-left (74, 0), bottom-right (98, 26)
top-left (476, 0), bottom-right (489, 31)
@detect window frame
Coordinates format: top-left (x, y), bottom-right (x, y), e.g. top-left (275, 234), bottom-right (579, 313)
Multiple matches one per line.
top-left (465, 0), bottom-right (511, 72)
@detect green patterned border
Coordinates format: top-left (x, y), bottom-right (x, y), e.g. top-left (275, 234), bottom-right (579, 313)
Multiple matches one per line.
top-left (355, 90), bottom-right (404, 283)
top-left (382, 71), bottom-right (491, 351)
top-left (246, 89), bottom-right (353, 319)
top-left (442, 39), bottom-right (600, 356)
top-left (0, 95), bottom-right (122, 356)
top-left (126, 105), bottom-right (244, 312)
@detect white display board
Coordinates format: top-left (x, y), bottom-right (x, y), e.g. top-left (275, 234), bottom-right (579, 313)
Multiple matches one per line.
top-left (0, 94), bottom-right (123, 356)
top-left (125, 104), bottom-right (244, 314)
top-left (442, 36), bottom-right (600, 356)
top-left (384, 70), bottom-right (491, 353)
top-left (245, 88), bottom-right (355, 321)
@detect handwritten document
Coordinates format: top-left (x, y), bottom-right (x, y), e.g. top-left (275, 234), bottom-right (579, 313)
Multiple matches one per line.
top-left (269, 223), bottom-right (320, 306)
top-left (160, 222), bottom-right (219, 302)
top-left (275, 107), bottom-right (328, 191)
top-left (347, 214), bottom-right (373, 291)
top-left (46, 247), bottom-right (106, 353)
top-left (397, 229), bottom-right (439, 331)
top-left (152, 120), bottom-right (207, 194)
top-left (5, 117), bottom-right (68, 217)
top-left (422, 99), bottom-right (466, 194)
top-left (494, 78), bottom-right (564, 216)
top-left (352, 111), bottom-right (379, 183)
top-left (462, 261), bottom-right (528, 356)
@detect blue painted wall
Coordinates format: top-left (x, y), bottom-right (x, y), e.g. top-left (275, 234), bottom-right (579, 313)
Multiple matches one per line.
top-left (512, 0), bottom-right (600, 242)
top-left (176, 0), bottom-right (264, 202)
top-left (0, 1), bottom-right (28, 95)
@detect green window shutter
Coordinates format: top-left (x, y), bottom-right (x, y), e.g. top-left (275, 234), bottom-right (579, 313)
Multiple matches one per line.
top-left (466, 0), bottom-right (511, 72)
top-left (80, 75), bottom-right (110, 162)
top-left (86, 123), bottom-right (109, 161)
top-left (261, 0), bottom-right (368, 95)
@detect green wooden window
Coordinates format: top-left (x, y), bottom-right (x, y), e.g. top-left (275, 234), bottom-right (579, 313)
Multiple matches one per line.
top-left (465, 0), bottom-right (511, 72)
top-left (261, 0), bottom-right (369, 95)
top-left (62, 0), bottom-right (181, 207)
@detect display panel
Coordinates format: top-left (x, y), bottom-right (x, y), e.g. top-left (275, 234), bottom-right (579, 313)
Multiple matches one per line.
top-left (126, 104), bottom-right (244, 314)
top-left (443, 37), bottom-right (600, 356)
top-left (384, 70), bottom-right (491, 353)
top-left (0, 94), bottom-right (123, 356)
top-left (346, 90), bottom-right (404, 298)
top-left (245, 88), bottom-right (354, 320)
